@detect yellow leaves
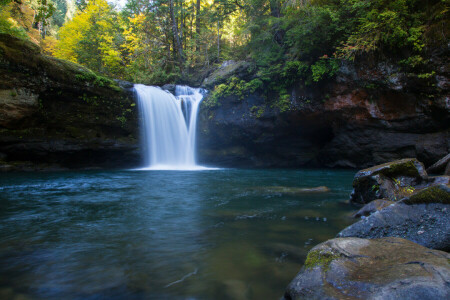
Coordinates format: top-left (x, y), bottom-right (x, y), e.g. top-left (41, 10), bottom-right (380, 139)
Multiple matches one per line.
top-left (54, 0), bottom-right (125, 76)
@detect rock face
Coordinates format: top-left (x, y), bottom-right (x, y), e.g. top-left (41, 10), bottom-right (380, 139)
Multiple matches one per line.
top-left (198, 57), bottom-right (449, 168)
top-left (283, 237), bottom-right (450, 300)
top-left (338, 202), bottom-right (450, 251)
top-left (0, 33), bottom-right (140, 170)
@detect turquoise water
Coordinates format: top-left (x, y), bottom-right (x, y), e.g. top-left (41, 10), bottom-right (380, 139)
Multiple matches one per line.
top-left (0, 169), bottom-right (355, 299)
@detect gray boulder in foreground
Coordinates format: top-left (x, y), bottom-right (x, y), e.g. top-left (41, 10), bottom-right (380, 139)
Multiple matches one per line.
top-left (338, 202), bottom-right (450, 251)
top-left (283, 237), bottom-right (450, 300)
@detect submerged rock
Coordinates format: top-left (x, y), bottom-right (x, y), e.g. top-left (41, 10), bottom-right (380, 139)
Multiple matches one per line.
top-left (351, 199), bottom-right (395, 218)
top-left (283, 237), bottom-right (450, 300)
top-left (253, 186), bottom-right (330, 195)
top-left (350, 158), bottom-right (427, 204)
top-left (338, 202), bottom-right (450, 251)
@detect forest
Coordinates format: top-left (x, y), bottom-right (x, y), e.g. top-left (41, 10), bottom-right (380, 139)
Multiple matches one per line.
top-left (1, 1), bottom-right (450, 299)
top-left (1, 0), bottom-right (448, 89)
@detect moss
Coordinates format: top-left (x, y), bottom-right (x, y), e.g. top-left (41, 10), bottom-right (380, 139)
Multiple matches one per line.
top-left (273, 90), bottom-right (291, 113)
top-left (304, 250), bottom-right (340, 272)
top-left (403, 185), bottom-right (450, 204)
top-left (385, 160), bottom-right (421, 178)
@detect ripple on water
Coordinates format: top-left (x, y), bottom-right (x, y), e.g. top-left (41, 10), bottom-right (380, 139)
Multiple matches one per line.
top-left (0, 168), bottom-right (355, 300)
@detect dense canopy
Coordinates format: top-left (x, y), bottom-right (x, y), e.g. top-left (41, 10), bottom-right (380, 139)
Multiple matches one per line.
top-left (1, 0), bottom-right (448, 88)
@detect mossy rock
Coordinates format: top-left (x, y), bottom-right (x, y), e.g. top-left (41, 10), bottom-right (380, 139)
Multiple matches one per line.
top-left (0, 33), bottom-right (120, 91)
top-left (202, 60), bottom-right (253, 89)
top-left (304, 249), bottom-right (340, 272)
top-left (284, 237), bottom-right (450, 300)
top-left (400, 184), bottom-right (450, 205)
top-left (351, 158), bottom-right (428, 204)
top-left (353, 158), bottom-right (427, 185)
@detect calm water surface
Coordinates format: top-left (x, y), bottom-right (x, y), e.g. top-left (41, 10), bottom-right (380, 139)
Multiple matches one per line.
top-left (0, 169), bottom-right (355, 300)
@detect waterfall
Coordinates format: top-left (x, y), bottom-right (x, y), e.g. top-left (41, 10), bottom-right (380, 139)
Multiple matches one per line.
top-left (134, 84), bottom-right (207, 170)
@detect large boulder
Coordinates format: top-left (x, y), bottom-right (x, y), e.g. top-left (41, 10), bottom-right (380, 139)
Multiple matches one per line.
top-left (283, 237), bottom-right (450, 300)
top-left (338, 202), bottom-right (450, 251)
top-left (350, 158), bottom-right (428, 204)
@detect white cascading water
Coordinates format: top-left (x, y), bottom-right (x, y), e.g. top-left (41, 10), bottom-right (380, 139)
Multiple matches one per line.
top-left (134, 84), bottom-right (207, 170)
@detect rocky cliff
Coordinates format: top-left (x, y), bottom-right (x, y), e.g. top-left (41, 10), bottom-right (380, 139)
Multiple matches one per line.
top-left (0, 33), bottom-right (140, 171)
top-left (198, 57), bottom-right (449, 168)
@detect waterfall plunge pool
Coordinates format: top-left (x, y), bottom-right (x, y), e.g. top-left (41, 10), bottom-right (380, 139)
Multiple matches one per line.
top-left (0, 168), bottom-right (355, 299)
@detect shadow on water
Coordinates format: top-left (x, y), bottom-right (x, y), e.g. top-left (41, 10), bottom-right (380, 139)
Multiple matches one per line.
top-left (0, 168), bottom-right (355, 299)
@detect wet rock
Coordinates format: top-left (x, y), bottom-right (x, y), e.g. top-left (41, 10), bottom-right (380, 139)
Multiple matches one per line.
top-left (283, 237), bottom-right (450, 300)
top-left (352, 199), bottom-right (395, 218)
top-left (161, 84), bottom-right (176, 93)
top-left (350, 158), bottom-right (427, 204)
top-left (114, 79), bottom-right (134, 89)
top-left (338, 202), bottom-right (450, 251)
top-left (399, 184), bottom-right (450, 205)
top-left (427, 153), bottom-right (450, 174)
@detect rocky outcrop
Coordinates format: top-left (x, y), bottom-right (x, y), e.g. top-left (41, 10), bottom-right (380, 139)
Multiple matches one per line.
top-left (283, 237), bottom-right (450, 300)
top-left (350, 158), bottom-right (428, 204)
top-left (198, 57), bottom-right (449, 168)
top-left (338, 202), bottom-right (450, 251)
top-left (341, 160), bottom-right (450, 250)
top-left (0, 33), bottom-right (140, 171)
top-left (284, 159), bottom-right (450, 298)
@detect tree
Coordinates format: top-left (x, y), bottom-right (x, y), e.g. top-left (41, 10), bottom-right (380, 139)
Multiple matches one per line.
top-left (55, 0), bottom-right (125, 77)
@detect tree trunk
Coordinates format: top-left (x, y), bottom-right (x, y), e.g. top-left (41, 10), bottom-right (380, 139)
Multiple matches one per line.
top-left (169, 0), bottom-right (184, 65)
top-left (217, 19), bottom-right (220, 61)
top-left (269, 0), bottom-right (283, 45)
top-left (195, 0), bottom-right (201, 53)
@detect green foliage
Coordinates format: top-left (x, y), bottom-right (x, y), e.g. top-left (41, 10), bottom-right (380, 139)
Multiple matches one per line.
top-left (273, 90), bottom-right (291, 113)
top-left (6, 0), bottom-right (443, 89)
top-left (282, 61), bottom-right (309, 86)
top-left (311, 58), bottom-right (340, 82)
top-left (250, 105), bottom-right (265, 118)
top-left (75, 70), bottom-right (118, 89)
top-left (55, 0), bottom-right (125, 78)
top-left (337, 0), bottom-right (428, 59)
top-left (208, 76), bottom-right (264, 106)
top-left (0, 5), bottom-right (29, 39)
